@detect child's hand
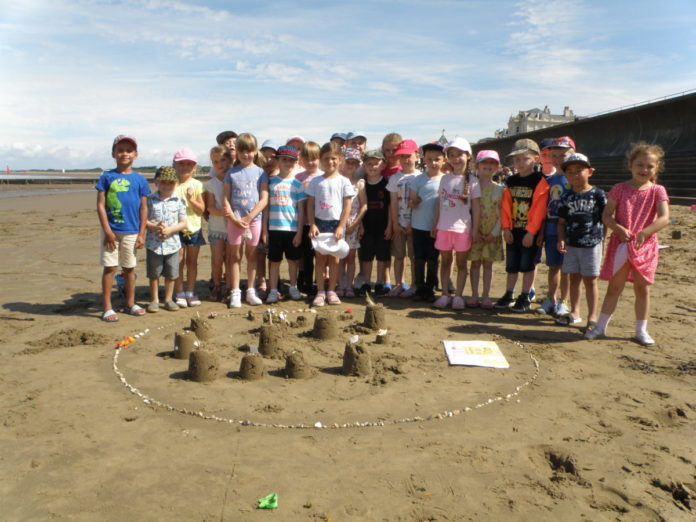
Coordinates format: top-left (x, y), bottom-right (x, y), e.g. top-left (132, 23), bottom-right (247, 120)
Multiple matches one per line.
top-left (292, 232), bottom-right (302, 247)
top-left (103, 231), bottom-right (117, 252)
top-left (615, 225), bottom-right (632, 243)
top-left (485, 233), bottom-right (494, 244)
top-left (135, 234), bottom-right (145, 249)
top-left (404, 225), bottom-right (412, 236)
top-left (503, 229), bottom-right (513, 245)
top-left (384, 227), bottom-right (392, 240)
top-left (392, 225), bottom-right (402, 239)
top-left (186, 186), bottom-right (195, 200)
top-left (635, 229), bottom-right (649, 248)
top-left (334, 225), bottom-right (344, 241)
top-left (430, 228), bottom-right (437, 239)
top-left (261, 229), bottom-right (268, 245)
top-left (409, 196), bottom-right (421, 209)
top-left (309, 224), bottom-right (319, 239)
top-left (557, 239), bottom-right (567, 254)
top-left (536, 233), bottom-right (544, 247)
top-left (522, 232), bottom-right (534, 248)
top-left (357, 226), bottom-right (364, 240)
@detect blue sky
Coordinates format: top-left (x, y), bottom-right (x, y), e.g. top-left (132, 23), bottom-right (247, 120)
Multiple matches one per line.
top-left (1, 0), bottom-right (695, 170)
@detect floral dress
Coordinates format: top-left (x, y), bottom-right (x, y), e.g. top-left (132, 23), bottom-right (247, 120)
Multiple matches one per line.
top-left (467, 180), bottom-right (504, 262)
top-left (345, 178), bottom-right (364, 249)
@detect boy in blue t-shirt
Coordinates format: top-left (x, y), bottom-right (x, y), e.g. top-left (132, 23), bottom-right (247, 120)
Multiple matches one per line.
top-left (96, 135), bottom-right (150, 322)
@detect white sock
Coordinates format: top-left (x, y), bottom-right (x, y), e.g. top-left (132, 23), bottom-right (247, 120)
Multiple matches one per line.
top-left (635, 320), bottom-right (648, 335)
top-left (185, 291), bottom-right (193, 298)
top-left (597, 313), bottom-right (612, 332)
top-left (176, 292), bottom-right (186, 299)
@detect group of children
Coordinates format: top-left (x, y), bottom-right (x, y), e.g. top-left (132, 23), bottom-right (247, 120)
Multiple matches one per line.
top-left (97, 132), bottom-right (670, 345)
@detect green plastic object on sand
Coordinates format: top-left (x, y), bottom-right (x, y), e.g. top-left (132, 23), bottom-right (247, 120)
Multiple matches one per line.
top-left (257, 493), bottom-right (278, 509)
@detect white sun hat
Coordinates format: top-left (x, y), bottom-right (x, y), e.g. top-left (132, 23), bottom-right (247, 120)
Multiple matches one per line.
top-left (311, 233), bottom-right (350, 259)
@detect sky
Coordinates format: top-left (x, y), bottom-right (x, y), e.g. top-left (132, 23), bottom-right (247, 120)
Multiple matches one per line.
top-left (1, 0), bottom-right (695, 170)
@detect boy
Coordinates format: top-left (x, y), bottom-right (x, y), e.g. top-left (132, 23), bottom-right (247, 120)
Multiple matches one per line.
top-left (536, 137), bottom-right (574, 316)
top-left (216, 130), bottom-right (238, 159)
top-left (358, 149), bottom-right (392, 295)
top-left (145, 167), bottom-right (188, 312)
top-left (381, 132), bottom-right (403, 178)
top-left (345, 132), bottom-right (367, 156)
top-left (495, 139), bottom-right (549, 312)
top-left (260, 139), bottom-right (281, 177)
top-left (263, 145), bottom-right (305, 302)
top-left (556, 153), bottom-right (607, 336)
top-left (387, 138), bottom-right (419, 297)
top-left (409, 142), bottom-right (446, 302)
top-left (295, 141), bottom-right (323, 294)
top-left (96, 135), bottom-right (150, 322)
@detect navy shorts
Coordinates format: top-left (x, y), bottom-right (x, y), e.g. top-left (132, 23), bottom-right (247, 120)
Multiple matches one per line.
top-left (505, 229), bottom-right (540, 273)
top-left (412, 228), bottom-right (439, 261)
top-left (315, 218), bottom-right (339, 234)
top-left (180, 229), bottom-right (206, 247)
top-left (544, 234), bottom-right (564, 267)
top-left (359, 230), bottom-right (391, 262)
top-left (268, 230), bottom-right (301, 262)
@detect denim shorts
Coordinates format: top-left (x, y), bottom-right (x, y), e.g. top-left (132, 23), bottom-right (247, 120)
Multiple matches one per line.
top-left (180, 228), bottom-right (206, 247)
top-left (315, 218), bottom-right (340, 234)
top-left (505, 229), bottom-right (540, 273)
top-left (544, 234), bottom-right (564, 267)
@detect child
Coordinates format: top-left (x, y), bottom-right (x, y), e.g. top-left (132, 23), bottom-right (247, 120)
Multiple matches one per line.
top-left (495, 139), bottom-right (549, 312)
top-left (306, 142), bottom-right (356, 306)
top-left (260, 139), bottom-right (281, 177)
top-left (204, 145), bottom-right (232, 301)
top-left (145, 167), bottom-right (188, 312)
top-left (586, 143), bottom-right (670, 345)
top-left (433, 138), bottom-right (481, 309)
top-left (295, 141), bottom-right (323, 294)
top-left (536, 137), bottom-right (574, 317)
top-left (172, 148), bottom-right (205, 307)
top-left (256, 139), bottom-right (281, 298)
top-left (263, 145), bottom-right (305, 302)
top-left (409, 142), bottom-right (446, 302)
top-left (556, 153), bottom-right (607, 331)
top-left (468, 150), bottom-right (504, 309)
top-left (381, 132), bottom-right (403, 178)
top-left (223, 133), bottom-right (269, 307)
top-left (216, 131), bottom-right (238, 164)
top-left (96, 135), bottom-right (150, 322)
top-left (387, 139), bottom-right (419, 297)
top-left (337, 147), bottom-right (367, 297)
top-left (359, 149), bottom-right (392, 295)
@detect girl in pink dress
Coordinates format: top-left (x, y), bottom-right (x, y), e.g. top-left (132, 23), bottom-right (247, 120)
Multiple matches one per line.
top-left (586, 143), bottom-right (670, 345)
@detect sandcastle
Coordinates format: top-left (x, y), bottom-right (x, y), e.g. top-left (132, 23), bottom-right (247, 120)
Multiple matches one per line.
top-left (173, 330), bottom-right (198, 360)
top-left (312, 312), bottom-right (338, 340)
top-left (188, 350), bottom-right (219, 382)
top-left (363, 294), bottom-right (386, 330)
top-left (342, 336), bottom-right (372, 377)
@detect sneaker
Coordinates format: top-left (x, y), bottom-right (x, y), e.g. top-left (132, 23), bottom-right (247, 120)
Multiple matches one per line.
top-left (246, 288), bottom-right (262, 306)
top-left (312, 291), bottom-right (326, 307)
top-left (374, 283), bottom-right (385, 295)
top-left (326, 291), bottom-right (341, 305)
top-left (358, 283), bottom-right (371, 297)
top-left (494, 293), bottom-right (515, 309)
top-left (555, 301), bottom-right (570, 318)
top-left (388, 284), bottom-right (404, 297)
top-left (633, 331), bottom-right (655, 346)
top-left (433, 295), bottom-right (451, 309)
top-left (529, 288), bottom-right (536, 302)
top-left (288, 285), bottom-right (302, 300)
top-left (451, 296), bottom-right (465, 310)
top-left (175, 294), bottom-right (188, 308)
top-left (584, 325), bottom-right (604, 340)
top-left (266, 289), bottom-right (280, 304)
top-left (535, 298), bottom-right (556, 315)
top-left (511, 295), bottom-right (532, 313)
top-left (186, 294), bottom-right (201, 307)
top-left (228, 289), bottom-right (242, 309)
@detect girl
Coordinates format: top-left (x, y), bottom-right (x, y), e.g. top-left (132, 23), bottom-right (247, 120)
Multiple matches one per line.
top-left (306, 142), bottom-right (356, 306)
top-left (433, 138), bottom-right (481, 310)
top-left (337, 148), bottom-right (367, 297)
top-left (223, 133), bottom-right (269, 308)
top-left (586, 143), bottom-right (670, 345)
top-left (468, 150), bottom-right (504, 309)
top-left (173, 147), bottom-right (205, 307)
top-left (204, 145), bottom-right (232, 301)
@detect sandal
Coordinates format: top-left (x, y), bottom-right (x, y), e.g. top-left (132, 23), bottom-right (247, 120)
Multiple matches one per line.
top-left (101, 309), bottom-right (119, 322)
top-left (433, 295), bottom-right (451, 309)
top-left (388, 284), bottom-right (404, 297)
top-left (186, 295), bottom-right (202, 307)
top-left (209, 284), bottom-right (222, 302)
top-left (124, 304), bottom-right (145, 317)
top-left (312, 292), bottom-right (326, 307)
top-left (480, 298), bottom-right (494, 309)
top-left (164, 301), bottom-right (180, 311)
top-left (465, 297), bottom-right (480, 308)
top-left (452, 296), bottom-right (465, 310)
top-left (555, 313), bottom-right (582, 326)
top-left (147, 302), bottom-right (160, 313)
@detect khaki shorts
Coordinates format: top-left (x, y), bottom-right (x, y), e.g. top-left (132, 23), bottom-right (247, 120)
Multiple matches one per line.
top-left (100, 232), bottom-right (138, 268)
top-left (390, 232), bottom-right (414, 259)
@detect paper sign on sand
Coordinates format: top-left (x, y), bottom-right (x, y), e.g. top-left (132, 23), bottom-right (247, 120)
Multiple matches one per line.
top-left (442, 340), bottom-right (509, 369)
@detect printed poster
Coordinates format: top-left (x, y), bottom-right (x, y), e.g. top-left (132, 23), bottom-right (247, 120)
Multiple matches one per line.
top-left (442, 340), bottom-right (509, 369)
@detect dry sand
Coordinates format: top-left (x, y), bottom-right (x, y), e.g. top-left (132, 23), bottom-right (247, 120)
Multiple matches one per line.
top-left (1, 188), bottom-right (694, 521)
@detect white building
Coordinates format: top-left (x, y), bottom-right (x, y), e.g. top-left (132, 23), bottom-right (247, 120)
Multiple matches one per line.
top-left (495, 106), bottom-right (576, 138)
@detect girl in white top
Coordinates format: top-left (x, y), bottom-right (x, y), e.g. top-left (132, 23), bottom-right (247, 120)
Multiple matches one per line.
top-left (204, 145), bottom-right (232, 302)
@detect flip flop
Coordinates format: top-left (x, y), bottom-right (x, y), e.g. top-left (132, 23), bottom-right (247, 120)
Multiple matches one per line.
top-left (101, 309), bottom-right (119, 322)
top-left (480, 298), bottom-right (494, 309)
top-left (124, 304), bottom-right (145, 317)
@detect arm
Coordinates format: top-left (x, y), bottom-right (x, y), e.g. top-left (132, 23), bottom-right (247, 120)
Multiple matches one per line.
top-left (384, 192), bottom-right (393, 240)
top-left (186, 185), bottom-right (205, 215)
top-left (293, 201), bottom-right (305, 247)
top-left (205, 191), bottom-right (226, 217)
top-left (636, 200), bottom-right (670, 248)
top-left (501, 186), bottom-right (513, 244)
top-left (389, 190), bottom-right (401, 238)
top-left (223, 180), bottom-right (247, 228)
top-left (335, 196), bottom-right (352, 241)
top-left (602, 198), bottom-right (631, 242)
top-left (96, 191), bottom-right (117, 251)
top-left (307, 196), bottom-right (319, 238)
top-left (136, 196), bottom-right (148, 248)
top-left (431, 194), bottom-right (440, 239)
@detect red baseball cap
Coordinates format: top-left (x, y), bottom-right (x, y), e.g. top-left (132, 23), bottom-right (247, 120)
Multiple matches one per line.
top-left (394, 139), bottom-right (418, 155)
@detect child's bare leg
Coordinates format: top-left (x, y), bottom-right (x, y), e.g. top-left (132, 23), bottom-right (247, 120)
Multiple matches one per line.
top-left (439, 251), bottom-right (453, 296)
top-left (469, 260), bottom-right (481, 298)
top-left (361, 260), bottom-right (373, 286)
top-left (505, 272), bottom-right (518, 293)
top-left (269, 261), bottom-right (280, 290)
top-left (633, 273), bottom-right (651, 321)
top-left (327, 255), bottom-right (340, 290)
top-left (482, 261), bottom-right (493, 298)
top-left (185, 246), bottom-right (200, 294)
top-left (600, 263), bottom-right (630, 316)
top-left (256, 252), bottom-right (267, 290)
top-left (455, 252), bottom-right (467, 297)
top-left (210, 240), bottom-right (225, 286)
top-left (228, 244), bottom-right (242, 290)
top-left (560, 271), bottom-right (570, 303)
top-left (175, 248), bottom-right (187, 294)
top-left (568, 272), bottom-right (582, 318)
top-left (394, 256), bottom-right (405, 286)
top-left (584, 276), bottom-right (599, 323)
top-left (345, 250), bottom-right (357, 288)
top-left (288, 260), bottom-right (299, 287)
top-left (408, 256), bottom-right (416, 287)
top-left (102, 266), bottom-right (118, 311)
top-left (245, 245), bottom-right (258, 290)
top-left (123, 267), bottom-right (137, 308)
top-left (548, 266), bottom-right (561, 301)
top-left (315, 253), bottom-right (328, 292)
top-left (522, 269), bottom-right (535, 294)
top-left (164, 278), bottom-right (175, 303)
top-left (377, 260), bottom-right (388, 284)
top-left (149, 278), bottom-right (159, 303)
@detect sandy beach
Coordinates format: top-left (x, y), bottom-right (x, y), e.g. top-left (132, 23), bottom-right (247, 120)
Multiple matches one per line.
top-left (0, 188), bottom-right (694, 521)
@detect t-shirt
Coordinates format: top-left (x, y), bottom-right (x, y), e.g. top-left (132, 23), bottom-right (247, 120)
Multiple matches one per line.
top-left (386, 171), bottom-right (417, 228)
top-left (557, 187), bottom-right (607, 248)
top-left (96, 169), bottom-right (150, 234)
top-left (410, 172), bottom-right (443, 231)
top-left (545, 172), bottom-right (571, 236)
top-left (224, 165), bottom-right (268, 223)
top-left (146, 192), bottom-right (187, 255)
top-left (363, 176), bottom-right (390, 234)
top-left (305, 174), bottom-right (356, 221)
top-left (501, 168), bottom-right (549, 234)
top-left (295, 169), bottom-right (323, 190)
top-left (205, 176), bottom-right (227, 234)
top-left (174, 177), bottom-right (204, 234)
top-left (436, 173), bottom-right (481, 233)
top-left (268, 175), bottom-right (306, 232)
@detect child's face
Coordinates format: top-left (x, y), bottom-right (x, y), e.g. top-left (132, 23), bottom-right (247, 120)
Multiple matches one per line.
top-left (540, 149), bottom-right (553, 170)
top-left (446, 148), bottom-right (469, 171)
top-left (331, 137), bottom-right (345, 148)
top-left (564, 163), bottom-right (593, 190)
top-left (549, 147), bottom-right (570, 170)
top-left (261, 148), bottom-right (278, 174)
top-left (320, 152), bottom-right (341, 174)
top-left (301, 156), bottom-right (320, 172)
top-left (223, 138), bottom-right (236, 157)
top-left (174, 160), bottom-right (196, 178)
top-left (629, 152), bottom-right (659, 184)
top-left (397, 152), bottom-right (418, 172)
top-left (477, 159), bottom-right (499, 178)
top-left (156, 179), bottom-right (177, 198)
top-left (424, 150), bottom-right (445, 174)
top-left (382, 141), bottom-right (400, 167)
top-left (347, 137), bottom-right (367, 154)
top-left (341, 159), bottom-right (360, 177)
top-left (210, 152), bottom-right (231, 177)
top-left (278, 156), bottom-right (297, 176)
top-left (512, 152), bottom-right (537, 174)
top-left (237, 149), bottom-right (255, 167)
top-left (112, 142), bottom-right (138, 170)
top-left (363, 158), bottom-right (383, 177)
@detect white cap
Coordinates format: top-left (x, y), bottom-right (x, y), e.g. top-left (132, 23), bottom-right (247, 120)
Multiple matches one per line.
top-left (445, 137), bottom-right (472, 155)
top-left (311, 233), bottom-right (350, 259)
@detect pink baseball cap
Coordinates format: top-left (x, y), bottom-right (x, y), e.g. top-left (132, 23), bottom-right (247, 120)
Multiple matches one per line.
top-left (393, 139), bottom-right (418, 156)
top-left (286, 136), bottom-right (305, 146)
top-left (475, 150), bottom-right (501, 164)
top-left (173, 147), bottom-right (198, 163)
top-left (113, 134), bottom-right (137, 150)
